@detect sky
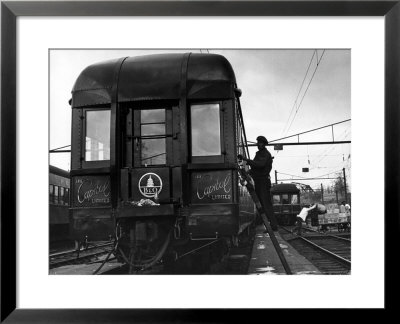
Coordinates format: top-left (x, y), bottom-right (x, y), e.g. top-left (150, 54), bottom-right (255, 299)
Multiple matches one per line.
top-left (50, 49), bottom-right (351, 191)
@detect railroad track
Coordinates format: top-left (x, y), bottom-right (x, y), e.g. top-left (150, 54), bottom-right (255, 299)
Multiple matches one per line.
top-left (50, 229), bottom-right (255, 274)
top-left (280, 226), bottom-right (351, 274)
top-left (49, 240), bottom-right (76, 254)
top-left (302, 226), bottom-right (351, 240)
top-left (49, 242), bottom-right (115, 269)
top-left (103, 234), bottom-right (255, 275)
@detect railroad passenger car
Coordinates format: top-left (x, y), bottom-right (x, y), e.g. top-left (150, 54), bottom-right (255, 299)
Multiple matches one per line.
top-left (68, 53), bottom-right (255, 271)
top-left (49, 165), bottom-right (70, 242)
top-left (271, 183), bottom-right (301, 226)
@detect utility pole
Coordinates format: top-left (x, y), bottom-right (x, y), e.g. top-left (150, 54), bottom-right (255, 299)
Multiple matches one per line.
top-left (321, 183), bottom-right (324, 204)
top-left (343, 168), bottom-right (348, 203)
top-left (275, 170), bottom-right (278, 184)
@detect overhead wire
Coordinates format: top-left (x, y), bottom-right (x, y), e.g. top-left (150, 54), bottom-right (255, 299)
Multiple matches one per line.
top-left (285, 49), bottom-right (326, 136)
top-left (312, 127), bottom-right (350, 166)
top-left (281, 50), bottom-right (316, 136)
top-left (277, 172), bottom-right (309, 179)
top-left (278, 168), bottom-right (344, 180)
top-left (50, 144), bottom-right (71, 151)
top-left (309, 127), bottom-right (350, 164)
top-left (273, 154), bottom-right (348, 158)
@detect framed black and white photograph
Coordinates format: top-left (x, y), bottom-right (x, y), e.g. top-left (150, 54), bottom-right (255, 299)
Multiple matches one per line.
top-left (48, 48), bottom-right (351, 274)
top-left (1, 0), bottom-right (398, 321)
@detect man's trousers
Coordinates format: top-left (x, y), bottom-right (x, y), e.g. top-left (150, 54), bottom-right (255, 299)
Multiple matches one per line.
top-left (253, 177), bottom-right (278, 231)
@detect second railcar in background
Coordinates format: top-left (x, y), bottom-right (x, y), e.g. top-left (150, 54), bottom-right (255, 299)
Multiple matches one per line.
top-left (271, 183), bottom-right (301, 226)
top-left (49, 165), bottom-right (70, 242)
top-left (68, 53), bottom-right (255, 271)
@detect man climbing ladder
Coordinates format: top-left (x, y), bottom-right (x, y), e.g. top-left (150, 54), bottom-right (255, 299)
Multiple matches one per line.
top-left (237, 159), bottom-right (292, 275)
top-left (237, 136), bottom-right (279, 230)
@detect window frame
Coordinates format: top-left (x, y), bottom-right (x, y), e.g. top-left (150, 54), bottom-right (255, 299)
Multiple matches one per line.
top-left (189, 101), bottom-right (224, 164)
top-left (132, 107), bottom-right (172, 168)
top-left (81, 107), bottom-right (111, 169)
top-left (235, 98), bottom-right (249, 161)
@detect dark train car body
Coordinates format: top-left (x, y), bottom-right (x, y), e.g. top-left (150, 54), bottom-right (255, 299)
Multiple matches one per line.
top-left (49, 165), bottom-right (70, 241)
top-left (69, 53), bottom-right (254, 268)
top-left (271, 183), bottom-right (301, 226)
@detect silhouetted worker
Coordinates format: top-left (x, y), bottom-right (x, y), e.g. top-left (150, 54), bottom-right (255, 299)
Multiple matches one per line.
top-left (238, 136), bottom-right (278, 231)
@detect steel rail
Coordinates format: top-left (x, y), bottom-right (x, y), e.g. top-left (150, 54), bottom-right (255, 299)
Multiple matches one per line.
top-left (176, 239), bottom-right (221, 260)
top-left (303, 227), bottom-right (351, 242)
top-left (297, 236), bottom-right (351, 268)
top-left (280, 225), bottom-right (351, 247)
top-left (49, 242), bottom-right (113, 258)
top-left (50, 249), bottom-right (114, 269)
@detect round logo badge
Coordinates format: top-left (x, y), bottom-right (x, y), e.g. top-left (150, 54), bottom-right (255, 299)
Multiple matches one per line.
top-left (138, 173), bottom-right (163, 198)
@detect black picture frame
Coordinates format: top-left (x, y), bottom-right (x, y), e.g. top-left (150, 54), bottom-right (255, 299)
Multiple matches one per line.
top-left (1, 0), bottom-right (398, 321)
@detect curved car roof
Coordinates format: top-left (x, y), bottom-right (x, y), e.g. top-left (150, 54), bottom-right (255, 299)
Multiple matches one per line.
top-left (49, 165), bottom-right (70, 179)
top-left (71, 53), bottom-right (237, 108)
top-left (271, 183), bottom-right (300, 194)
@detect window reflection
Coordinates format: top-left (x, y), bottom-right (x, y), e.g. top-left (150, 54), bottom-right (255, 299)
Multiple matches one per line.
top-left (85, 110), bottom-right (110, 161)
top-left (142, 124), bottom-right (165, 136)
top-left (140, 109), bottom-right (166, 165)
top-left (191, 104), bottom-right (221, 156)
top-left (291, 195), bottom-right (299, 204)
top-left (273, 195), bottom-right (281, 204)
top-left (141, 109), bottom-right (165, 123)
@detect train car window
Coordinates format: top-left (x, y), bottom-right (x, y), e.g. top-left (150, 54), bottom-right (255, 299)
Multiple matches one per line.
top-left (85, 110), bottom-right (111, 161)
top-left (49, 184), bottom-right (54, 204)
top-left (191, 103), bottom-right (221, 156)
top-left (60, 187), bottom-right (64, 205)
top-left (140, 109), bottom-right (166, 166)
top-left (272, 195), bottom-right (280, 204)
top-left (54, 185), bottom-right (59, 204)
top-left (291, 195), bottom-right (299, 204)
top-left (281, 194), bottom-right (289, 204)
top-left (64, 188), bottom-right (70, 205)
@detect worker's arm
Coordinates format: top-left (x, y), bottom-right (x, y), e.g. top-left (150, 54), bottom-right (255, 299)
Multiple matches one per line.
top-left (309, 204), bottom-right (317, 211)
top-left (246, 155), bottom-right (269, 169)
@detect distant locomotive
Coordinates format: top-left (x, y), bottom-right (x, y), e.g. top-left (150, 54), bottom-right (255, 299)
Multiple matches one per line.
top-left (271, 183), bottom-right (301, 226)
top-left (49, 165), bottom-right (70, 242)
top-left (68, 53), bottom-right (255, 272)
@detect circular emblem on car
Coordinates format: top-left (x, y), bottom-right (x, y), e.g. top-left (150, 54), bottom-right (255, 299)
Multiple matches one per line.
top-left (138, 173), bottom-right (163, 198)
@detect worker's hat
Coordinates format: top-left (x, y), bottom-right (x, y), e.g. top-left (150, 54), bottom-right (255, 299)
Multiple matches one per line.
top-left (256, 136), bottom-right (268, 145)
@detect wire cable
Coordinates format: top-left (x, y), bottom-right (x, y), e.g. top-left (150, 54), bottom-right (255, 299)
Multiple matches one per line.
top-left (281, 50), bottom-right (316, 136)
top-left (49, 144), bottom-right (71, 152)
top-left (285, 50), bottom-right (326, 135)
